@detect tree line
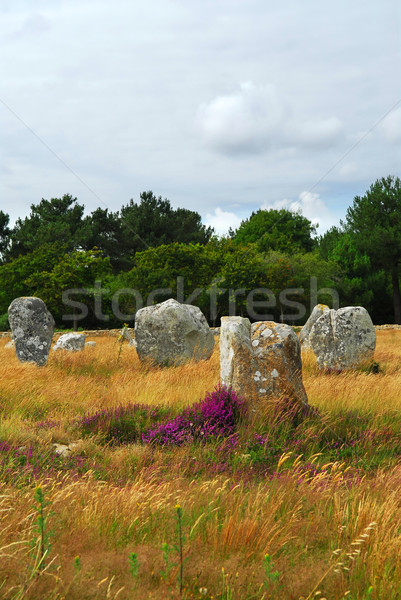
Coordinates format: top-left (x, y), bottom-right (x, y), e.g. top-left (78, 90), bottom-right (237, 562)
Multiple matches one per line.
top-left (0, 176), bottom-right (400, 329)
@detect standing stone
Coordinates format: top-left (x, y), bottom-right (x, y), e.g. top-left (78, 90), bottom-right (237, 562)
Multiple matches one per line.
top-left (120, 327), bottom-right (135, 346)
top-left (8, 297), bottom-right (55, 366)
top-left (135, 299), bottom-right (214, 366)
top-left (309, 306), bottom-right (376, 370)
top-left (53, 333), bottom-right (86, 352)
top-left (299, 304), bottom-right (330, 349)
top-left (220, 316), bottom-right (308, 407)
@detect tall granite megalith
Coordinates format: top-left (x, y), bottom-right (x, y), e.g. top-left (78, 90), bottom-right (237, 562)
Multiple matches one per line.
top-left (220, 316), bottom-right (308, 408)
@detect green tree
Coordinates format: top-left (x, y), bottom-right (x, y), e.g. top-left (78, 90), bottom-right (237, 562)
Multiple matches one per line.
top-left (0, 210), bottom-right (11, 262)
top-left (117, 241), bottom-right (228, 321)
top-left (0, 242), bottom-right (68, 313)
top-left (286, 250), bottom-right (340, 322)
top-left (79, 207), bottom-right (123, 270)
top-left (345, 176), bottom-right (401, 323)
top-left (317, 226), bottom-right (343, 261)
top-left (232, 208), bottom-right (317, 253)
top-left (26, 249), bottom-right (111, 329)
top-left (218, 245), bottom-right (293, 321)
top-left (119, 191), bottom-right (214, 265)
top-left (8, 194), bottom-right (85, 258)
top-left (318, 227), bottom-right (393, 324)
top-left (332, 232), bottom-right (392, 323)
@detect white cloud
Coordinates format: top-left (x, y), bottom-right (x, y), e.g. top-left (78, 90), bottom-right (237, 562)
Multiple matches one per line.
top-left (0, 1), bottom-right (398, 227)
top-left (197, 81), bottom-right (344, 156)
top-left (262, 191), bottom-right (338, 233)
top-left (204, 207), bottom-right (242, 236)
top-left (380, 107), bottom-right (401, 143)
top-left (196, 82), bottom-right (285, 155)
top-left (292, 117), bottom-right (344, 148)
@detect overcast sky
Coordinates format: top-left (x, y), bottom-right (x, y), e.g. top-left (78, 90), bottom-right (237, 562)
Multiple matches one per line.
top-left (1, 0), bottom-right (400, 235)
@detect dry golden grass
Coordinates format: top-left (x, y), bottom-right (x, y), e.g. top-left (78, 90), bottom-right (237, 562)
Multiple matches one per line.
top-left (0, 335), bottom-right (220, 419)
top-left (302, 329), bottom-right (401, 413)
top-left (0, 460), bottom-right (400, 599)
top-left (0, 330), bottom-right (400, 599)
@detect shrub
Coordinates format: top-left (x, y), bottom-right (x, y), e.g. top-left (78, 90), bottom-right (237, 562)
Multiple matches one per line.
top-left (78, 403), bottom-right (171, 445)
top-left (0, 312), bottom-right (9, 331)
top-left (142, 384), bottom-right (245, 446)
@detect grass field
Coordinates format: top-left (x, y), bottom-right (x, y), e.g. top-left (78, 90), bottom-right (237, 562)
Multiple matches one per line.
top-left (0, 330), bottom-right (400, 599)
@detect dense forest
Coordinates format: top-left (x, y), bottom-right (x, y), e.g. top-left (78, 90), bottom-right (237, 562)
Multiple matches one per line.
top-left (0, 176), bottom-right (400, 329)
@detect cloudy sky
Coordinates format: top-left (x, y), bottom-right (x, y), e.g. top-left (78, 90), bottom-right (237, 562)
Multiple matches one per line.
top-left (1, 0), bottom-right (400, 235)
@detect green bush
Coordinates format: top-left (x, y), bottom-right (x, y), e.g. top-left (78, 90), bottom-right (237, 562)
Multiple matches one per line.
top-left (0, 312), bottom-right (9, 331)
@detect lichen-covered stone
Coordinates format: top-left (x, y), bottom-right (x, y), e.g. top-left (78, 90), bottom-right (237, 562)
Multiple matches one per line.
top-left (309, 306), bottom-right (376, 370)
top-left (53, 333), bottom-right (86, 352)
top-left (135, 299), bottom-right (214, 366)
top-left (220, 316), bottom-right (252, 388)
top-left (8, 297), bottom-right (55, 366)
top-left (220, 316), bottom-right (308, 407)
top-left (299, 304), bottom-right (330, 349)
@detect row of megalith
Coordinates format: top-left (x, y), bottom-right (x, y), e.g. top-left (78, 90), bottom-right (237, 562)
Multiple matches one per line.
top-left (7, 297), bottom-right (376, 410)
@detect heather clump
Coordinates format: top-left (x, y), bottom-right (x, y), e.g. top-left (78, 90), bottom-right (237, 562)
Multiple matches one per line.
top-left (0, 442), bottom-right (91, 485)
top-left (35, 418), bottom-right (61, 430)
top-left (78, 403), bottom-right (171, 445)
top-left (142, 384), bottom-right (245, 446)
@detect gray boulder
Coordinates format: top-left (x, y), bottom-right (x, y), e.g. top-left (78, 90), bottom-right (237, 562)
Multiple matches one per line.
top-left (309, 306), bottom-right (376, 370)
top-left (220, 316), bottom-right (308, 407)
top-left (8, 297), bottom-right (55, 366)
top-left (135, 299), bottom-right (214, 366)
top-left (53, 333), bottom-right (86, 352)
top-left (299, 304), bottom-right (330, 349)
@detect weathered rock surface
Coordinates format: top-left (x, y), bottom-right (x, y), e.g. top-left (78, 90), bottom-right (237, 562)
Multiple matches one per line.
top-left (85, 341), bottom-right (97, 347)
top-left (120, 327), bottom-right (136, 346)
top-left (53, 441), bottom-right (82, 457)
top-left (299, 304), bottom-right (330, 349)
top-left (309, 306), bottom-right (376, 370)
top-left (135, 299), bottom-right (214, 366)
top-left (8, 297), bottom-right (55, 366)
top-left (220, 316), bottom-right (308, 407)
top-left (53, 333), bottom-right (86, 352)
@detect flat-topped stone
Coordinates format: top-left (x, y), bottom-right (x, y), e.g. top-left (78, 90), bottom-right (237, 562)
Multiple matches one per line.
top-left (220, 316), bottom-right (308, 407)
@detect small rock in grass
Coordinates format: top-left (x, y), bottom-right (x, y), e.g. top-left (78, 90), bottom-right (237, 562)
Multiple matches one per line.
top-left (53, 333), bottom-right (86, 352)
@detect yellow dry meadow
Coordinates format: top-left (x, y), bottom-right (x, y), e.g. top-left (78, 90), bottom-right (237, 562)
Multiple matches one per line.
top-left (0, 329), bottom-right (399, 599)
